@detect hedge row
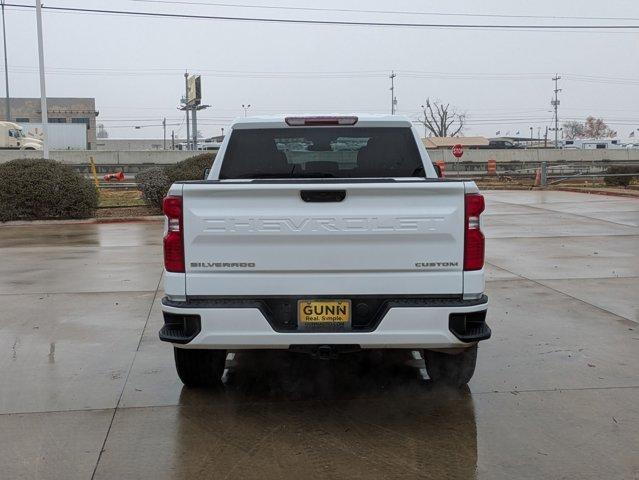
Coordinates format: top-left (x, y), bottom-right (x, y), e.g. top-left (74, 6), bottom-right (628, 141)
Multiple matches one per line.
top-left (0, 159), bottom-right (98, 222)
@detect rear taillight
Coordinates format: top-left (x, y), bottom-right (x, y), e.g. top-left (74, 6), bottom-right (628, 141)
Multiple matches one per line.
top-left (163, 196), bottom-right (184, 273)
top-left (464, 193), bottom-right (485, 271)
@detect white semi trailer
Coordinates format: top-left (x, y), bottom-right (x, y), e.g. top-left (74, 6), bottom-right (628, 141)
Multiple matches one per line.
top-left (0, 122), bottom-right (43, 150)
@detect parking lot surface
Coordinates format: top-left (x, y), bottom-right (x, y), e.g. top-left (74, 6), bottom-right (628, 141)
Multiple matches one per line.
top-left (1, 190), bottom-right (638, 479)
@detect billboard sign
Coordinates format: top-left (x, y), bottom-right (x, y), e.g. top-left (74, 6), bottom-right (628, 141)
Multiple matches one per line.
top-left (186, 75), bottom-right (201, 106)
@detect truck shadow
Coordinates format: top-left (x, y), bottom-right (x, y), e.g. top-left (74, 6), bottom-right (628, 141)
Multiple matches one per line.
top-left (174, 350), bottom-right (478, 479)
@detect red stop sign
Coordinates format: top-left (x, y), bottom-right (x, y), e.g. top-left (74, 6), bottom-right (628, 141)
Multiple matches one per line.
top-left (452, 144), bottom-right (464, 158)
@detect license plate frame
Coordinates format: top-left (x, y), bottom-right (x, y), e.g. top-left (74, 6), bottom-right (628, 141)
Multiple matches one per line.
top-left (297, 299), bottom-right (351, 331)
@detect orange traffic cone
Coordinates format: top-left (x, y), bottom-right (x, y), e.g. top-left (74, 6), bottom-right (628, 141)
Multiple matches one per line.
top-left (487, 159), bottom-right (497, 175)
top-left (103, 171), bottom-right (125, 182)
top-left (534, 168), bottom-right (541, 187)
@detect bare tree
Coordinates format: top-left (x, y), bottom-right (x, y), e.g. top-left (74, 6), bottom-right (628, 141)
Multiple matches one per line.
top-left (562, 120), bottom-right (585, 140)
top-left (583, 116), bottom-right (617, 139)
top-left (563, 116), bottom-right (617, 139)
top-left (419, 98), bottom-right (465, 137)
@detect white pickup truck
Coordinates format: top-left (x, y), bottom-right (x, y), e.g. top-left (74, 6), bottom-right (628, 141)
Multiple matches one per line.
top-left (160, 115), bottom-right (490, 387)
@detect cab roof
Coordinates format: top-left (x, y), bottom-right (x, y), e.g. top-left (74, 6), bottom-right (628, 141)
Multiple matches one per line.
top-left (230, 114), bottom-right (413, 130)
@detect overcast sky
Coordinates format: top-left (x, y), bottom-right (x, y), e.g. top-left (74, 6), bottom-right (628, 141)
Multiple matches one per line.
top-left (3, 0), bottom-right (639, 139)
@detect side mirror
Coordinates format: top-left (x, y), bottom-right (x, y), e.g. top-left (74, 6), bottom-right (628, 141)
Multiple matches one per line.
top-left (433, 163), bottom-right (442, 178)
top-left (203, 168), bottom-right (210, 180)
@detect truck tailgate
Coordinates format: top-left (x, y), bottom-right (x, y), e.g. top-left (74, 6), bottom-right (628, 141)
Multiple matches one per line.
top-left (182, 181), bottom-right (465, 296)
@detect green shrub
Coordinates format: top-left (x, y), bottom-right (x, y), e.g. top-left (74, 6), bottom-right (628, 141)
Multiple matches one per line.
top-left (604, 165), bottom-right (638, 187)
top-left (135, 166), bottom-right (170, 210)
top-left (166, 153), bottom-right (215, 183)
top-left (0, 159), bottom-right (98, 222)
top-left (136, 153), bottom-right (215, 210)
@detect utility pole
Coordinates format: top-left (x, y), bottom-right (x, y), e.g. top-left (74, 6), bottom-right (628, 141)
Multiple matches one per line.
top-left (35, 0), bottom-right (48, 158)
top-left (192, 105), bottom-right (198, 150)
top-left (185, 108), bottom-right (190, 150)
top-left (551, 74), bottom-right (561, 148)
top-left (192, 104), bottom-right (210, 151)
top-left (184, 72), bottom-right (190, 150)
top-left (1, 0), bottom-right (10, 121)
top-left (389, 71), bottom-right (397, 115)
top-left (162, 117), bottom-right (166, 150)
top-left (171, 130), bottom-right (175, 150)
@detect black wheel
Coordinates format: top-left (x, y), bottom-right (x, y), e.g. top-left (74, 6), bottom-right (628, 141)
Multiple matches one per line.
top-left (424, 345), bottom-right (478, 386)
top-left (174, 347), bottom-right (227, 387)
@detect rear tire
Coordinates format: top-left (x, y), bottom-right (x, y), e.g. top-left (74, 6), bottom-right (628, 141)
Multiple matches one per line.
top-left (174, 347), bottom-right (227, 388)
top-left (424, 345), bottom-right (478, 386)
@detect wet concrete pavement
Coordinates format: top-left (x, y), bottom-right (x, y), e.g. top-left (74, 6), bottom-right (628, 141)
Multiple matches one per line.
top-left (1, 191), bottom-right (638, 479)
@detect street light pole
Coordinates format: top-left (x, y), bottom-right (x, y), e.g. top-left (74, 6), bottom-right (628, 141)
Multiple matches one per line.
top-left (420, 104), bottom-right (428, 137)
top-left (242, 104), bottom-right (251, 117)
top-left (35, 0), bottom-right (49, 157)
top-left (1, 0), bottom-right (10, 121)
top-left (389, 71), bottom-right (397, 115)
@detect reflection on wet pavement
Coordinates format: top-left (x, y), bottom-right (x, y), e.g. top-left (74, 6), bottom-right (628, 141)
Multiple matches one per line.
top-left (98, 351), bottom-right (478, 480)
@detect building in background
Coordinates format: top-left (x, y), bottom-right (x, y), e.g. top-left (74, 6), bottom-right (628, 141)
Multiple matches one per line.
top-left (95, 135), bottom-right (223, 151)
top-left (0, 98), bottom-right (98, 149)
top-left (94, 138), bottom-right (170, 151)
top-left (422, 137), bottom-right (489, 149)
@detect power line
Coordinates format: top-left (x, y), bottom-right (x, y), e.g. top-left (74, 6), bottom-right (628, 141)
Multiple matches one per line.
top-left (6, 65), bottom-right (639, 84)
top-left (113, 0), bottom-right (639, 22)
top-left (5, 3), bottom-right (639, 29)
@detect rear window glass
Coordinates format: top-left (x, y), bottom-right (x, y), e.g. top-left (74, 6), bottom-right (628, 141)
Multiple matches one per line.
top-left (219, 127), bottom-right (424, 179)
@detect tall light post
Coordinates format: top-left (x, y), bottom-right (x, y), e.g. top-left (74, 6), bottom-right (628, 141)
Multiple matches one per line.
top-left (35, 0), bottom-right (49, 157)
top-left (1, 0), bottom-right (10, 121)
top-left (242, 104), bottom-right (251, 117)
top-left (420, 104), bottom-right (428, 137)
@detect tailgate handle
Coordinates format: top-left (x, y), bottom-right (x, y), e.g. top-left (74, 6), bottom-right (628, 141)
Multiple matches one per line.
top-left (300, 190), bottom-right (346, 203)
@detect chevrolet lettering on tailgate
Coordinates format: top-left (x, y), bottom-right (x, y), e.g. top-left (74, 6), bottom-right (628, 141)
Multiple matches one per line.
top-left (203, 216), bottom-right (445, 233)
